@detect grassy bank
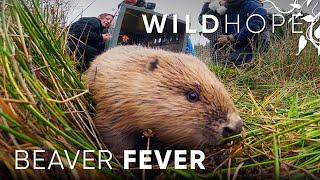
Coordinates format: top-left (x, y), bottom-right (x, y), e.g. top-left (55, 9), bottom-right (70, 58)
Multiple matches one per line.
top-left (0, 0), bottom-right (319, 179)
top-left (0, 0), bottom-right (126, 178)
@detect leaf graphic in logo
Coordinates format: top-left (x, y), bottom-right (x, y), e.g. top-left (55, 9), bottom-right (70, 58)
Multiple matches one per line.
top-left (290, 3), bottom-right (302, 9)
top-left (315, 25), bottom-right (320, 39)
top-left (296, 35), bottom-right (307, 55)
top-left (302, 15), bottom-right (315, 23)
top-left (307, 0), bottom-right (313, 6)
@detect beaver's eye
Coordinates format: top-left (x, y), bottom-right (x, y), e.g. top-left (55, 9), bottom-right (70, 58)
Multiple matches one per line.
top-left (186, 91), bottom-right (199, 102)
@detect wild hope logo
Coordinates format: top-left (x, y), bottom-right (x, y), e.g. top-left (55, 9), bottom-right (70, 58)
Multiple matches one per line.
top-left (142, 0), bottom-right (320, 55)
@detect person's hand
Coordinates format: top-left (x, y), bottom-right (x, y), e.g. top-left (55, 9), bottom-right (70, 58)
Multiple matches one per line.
top-left (209, 0), bottom-right (219, 11)
top-left (217, 35), bottom-right (234, 45)
top-left (102, 34), bottom-right (112, 42)
top-left (219, 0), bottom-right (226, 6)
top-left (121, 35), bottom-right (129, 43)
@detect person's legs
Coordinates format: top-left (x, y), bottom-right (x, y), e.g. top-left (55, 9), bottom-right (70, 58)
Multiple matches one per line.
top-left (77, 45), bottom-right (99, 72)
top-left (83, 46), bottom-right (99, 64)
top-left (224, 48), bottom-right (253, 67)
top-left (68, 41), bottom-right (100, 72)
top-left (256, 29), bottom-right (270, 53)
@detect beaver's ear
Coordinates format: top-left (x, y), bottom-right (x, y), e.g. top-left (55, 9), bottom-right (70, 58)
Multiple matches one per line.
top-left (147, 59), bottom-right (159, 72)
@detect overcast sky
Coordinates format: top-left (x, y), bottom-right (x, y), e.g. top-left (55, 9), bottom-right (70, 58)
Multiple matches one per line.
top-left (66, 0), bottom-right (320, 45)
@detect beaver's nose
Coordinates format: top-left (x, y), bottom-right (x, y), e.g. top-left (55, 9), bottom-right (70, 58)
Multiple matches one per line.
top-left (222, 114), bottom-right (243, 138)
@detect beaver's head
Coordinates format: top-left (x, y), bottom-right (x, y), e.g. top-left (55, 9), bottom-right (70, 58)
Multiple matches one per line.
top-left (124, 48), bottom-right (243, 148)
top-left (88, 46), bottom-right (243, 151)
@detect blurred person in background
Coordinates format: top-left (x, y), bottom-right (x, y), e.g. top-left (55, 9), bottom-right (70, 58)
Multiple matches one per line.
top-left (68, 13), bottom-right (113, 72)
top-left (199, 0), bottom-right (269, 67)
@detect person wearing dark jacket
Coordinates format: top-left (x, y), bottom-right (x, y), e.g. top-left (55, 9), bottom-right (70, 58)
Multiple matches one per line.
top-left (199, 0), bottom-right (269, 66)
top-left (68, 13), bottom-right (113, 71)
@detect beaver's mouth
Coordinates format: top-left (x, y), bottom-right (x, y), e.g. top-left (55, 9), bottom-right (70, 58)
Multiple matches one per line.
top-left (202, 126), bottom-right (242, 148)
top-left (202, 126), bottom-right (224, 146)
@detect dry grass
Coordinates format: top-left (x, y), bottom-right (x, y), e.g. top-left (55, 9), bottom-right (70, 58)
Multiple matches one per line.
top-left (203, 31), bottom-right (320, 179)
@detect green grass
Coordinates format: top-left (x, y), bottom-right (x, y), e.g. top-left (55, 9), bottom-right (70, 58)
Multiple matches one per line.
top-left (202, 29), bottom-right (320, 178)
top-left (0, 0), bottom-right (126, 178)
top-left (0, 0), bottom-right (320, 179)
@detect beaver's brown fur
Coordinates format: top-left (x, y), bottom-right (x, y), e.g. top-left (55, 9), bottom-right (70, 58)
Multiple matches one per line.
top-left (87, 46), bottom-right (242, 156)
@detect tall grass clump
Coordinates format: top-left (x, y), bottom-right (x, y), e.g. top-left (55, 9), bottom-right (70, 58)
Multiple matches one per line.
top-left (0, 0), bottom-right (129, 178)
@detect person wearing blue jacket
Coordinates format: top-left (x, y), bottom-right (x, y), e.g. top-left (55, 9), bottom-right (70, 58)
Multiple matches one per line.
top-left (185, 36), bottom-right (196, 56)
top-left (199, 0), bottom-right (270, 66)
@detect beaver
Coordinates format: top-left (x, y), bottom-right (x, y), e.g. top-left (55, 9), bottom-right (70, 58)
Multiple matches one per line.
top-left (87, 46), bottom-right (242, 156)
